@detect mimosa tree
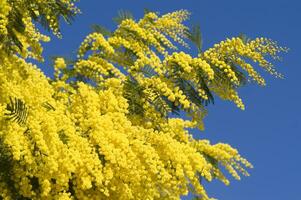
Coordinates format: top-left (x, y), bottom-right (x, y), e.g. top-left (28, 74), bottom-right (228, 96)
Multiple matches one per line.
top-left (0, 1), bottom-right (287, 199)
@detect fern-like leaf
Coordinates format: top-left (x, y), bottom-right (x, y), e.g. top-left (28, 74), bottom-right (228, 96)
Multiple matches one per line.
top-left (90, 24), bottom-right (112, 36)
top-left (186, 24), bottom-right (203, 53)
top-left (198, 76), bottom-right (215, 105)
top-left (113, 10), bottom-right (134, 24)
top-left (174, 78), bottom-right (213, 107)
top-left (5, 97), bottom-right (28, 125)
top-left (123, 77), bottom-right (145, 116)
top-left (238, 33), bottom-right (251, 44)
top-left (143, 8), bottom-right (154, 14)
top-left (140, 65), bottom-right (157, 78)
top-left (151, 94), bottom-right (171, 118)
top-left (42, 102), bottom-right (56, 111)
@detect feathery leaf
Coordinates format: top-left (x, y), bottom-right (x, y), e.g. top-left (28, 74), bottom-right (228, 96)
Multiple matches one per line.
top-left (113, 10), bottom-right (134, 24)
top-left (186, 24), bottom-right (203, 53)
top-left (90, 24), bottom-right (112, 36)
top-left (5, 97), bottom-right (28, 125)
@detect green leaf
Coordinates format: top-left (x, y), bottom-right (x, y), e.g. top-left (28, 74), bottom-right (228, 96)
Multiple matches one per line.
top-left (123, 77), bottom-right (145, 116)
top-left (151, 94), bottom-right (171, 117)
top-left (143, 8), bottom-right (154, 14)
top-left (203, 153), bottom-right (219, 169)
top-left (42, 102), bottom-right (56, 111)
top-left (58, 130), bottom-right (68, 144)
top-left (113, 10), bottom-right (134, 24)
top-left (95, 145), bottom-right (106, 166)
top-left (90, 24), bottom-right (112, 36)
top-left (198, 76), bottom-right (214, 105)
top-left (238, 33), bottom-right (251, 44)
top-left (186, 24), bottom-right (203, 53)
top-left (140, 65), bottom-right (157, 78)
top-left (5, 97), bottom-right (28, 125)
top-left (224, 58), bottom-right (248, 87)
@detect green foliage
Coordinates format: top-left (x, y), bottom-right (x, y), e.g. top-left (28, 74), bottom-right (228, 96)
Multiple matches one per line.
top-left (123, 76), bottom-right (180, 118)
top-left (123, 77), bottom-right (145, 116)
top-left (198, 75), bottom-right (215, 105)
top-left (186, 24), bottom-right (203, 53)
top-left (140, 65), bottom-right (158, 78)
top-left (90, 24), bottom-right (112, 36)
top-left (95, 145), bottom-right (106, 166)
top-left (42, 102), bottom-right (56, 111)
top-left (113, 10), bottom-right (134, 24)
top-left (227, 60), bottom-right (248, 86)
top-left (238, 33), bottom-right (251, 44)
top-left (175, 78), bottom-right (210, 107)
top-left (151, 93), bottom-right (172, 118)
top-left (143, 8), bottom-right (155, 15)
top-left (5, 97), bottom-right (28, 125)
top-left (58, 130), bottom-right (68, 144)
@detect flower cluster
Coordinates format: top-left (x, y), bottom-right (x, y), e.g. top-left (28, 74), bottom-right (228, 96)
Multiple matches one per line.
top-left (0, 0), bottom-right (10, 35)
top-left (202, 36), bottom-right (287, 109)
top-left (0, 8), bottom-right (287, 200)
top-left (0, 0), bottom-right (79, 59)
top-left (0, 57), bottom-right (253, 199)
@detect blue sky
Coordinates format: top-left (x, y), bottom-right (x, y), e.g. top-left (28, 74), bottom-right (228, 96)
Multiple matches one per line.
top-left (39, 0), bottom-right (301, 199)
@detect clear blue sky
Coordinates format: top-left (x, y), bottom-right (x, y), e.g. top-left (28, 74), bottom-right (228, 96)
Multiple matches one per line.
top-left (39, 0), bottom-right (301, 199)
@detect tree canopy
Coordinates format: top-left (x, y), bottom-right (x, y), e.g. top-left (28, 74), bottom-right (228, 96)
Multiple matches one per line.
top-left (0, 1), bottom-right (287, 199)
